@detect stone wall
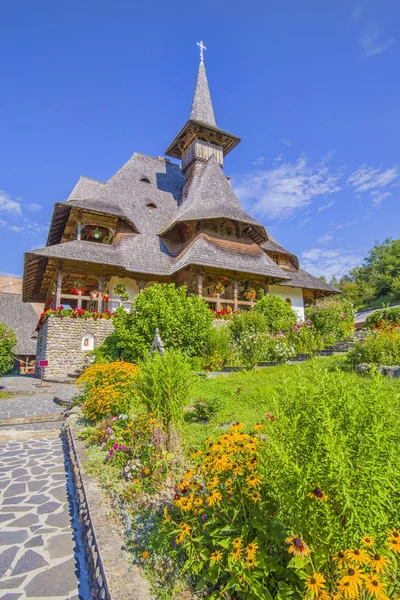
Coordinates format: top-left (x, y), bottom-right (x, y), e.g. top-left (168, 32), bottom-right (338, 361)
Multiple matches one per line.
top-left (36, 317), bottom-right (114, 381)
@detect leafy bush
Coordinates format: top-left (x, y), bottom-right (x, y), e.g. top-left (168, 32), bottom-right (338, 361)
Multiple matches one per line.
top-left (0, 321), bottom-right (17, 375)
top-left (305, 297), bottom-right (355, 345)
top-left (229, 311), bottom-right (269, 366)
top-left (166, 423), bottom-right (303, 599)
top-left (77, 361), bottom-right (139, 421)
top-left (348, 328), bottom-right (400, 366)
top-left (202, 324), bottom-right (242, 371)
top-left (109, 284), bottom-right (214, 362)
top-left (254, 295), bottom-right (297, 333)
top-left (261, 365), bottom-right (400, 550)
top-left (192, 396), bottom-right (222, 422)
top-left (134, 350), bottom-right (193, 447)
top-left (287, 321), bottom-right (322, 355)
top-left (365, 306), bottom-right (400, 329)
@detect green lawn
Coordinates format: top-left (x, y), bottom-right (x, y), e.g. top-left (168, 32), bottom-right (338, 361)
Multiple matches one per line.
top-left (182, 355), bottom-right (400, 453)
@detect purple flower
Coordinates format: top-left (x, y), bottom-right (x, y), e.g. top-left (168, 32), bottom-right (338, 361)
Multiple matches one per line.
top-left (201, 514), bottom-right (207, 522)
top-left (106, 427), bottom-right (112, 434)
top-left (119, 445), bottom-right (125, 450)
top-left (113, 443), bottom-right (119, 450)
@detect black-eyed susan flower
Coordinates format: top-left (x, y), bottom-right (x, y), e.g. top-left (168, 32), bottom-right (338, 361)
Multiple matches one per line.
top-left (361, 535), bottom-right (375, 548)
top-left (346, 548), bottom-right (369, 566)
top-left (207, 490), bottom-right (222, 506)
top-left (332, 550), bottom-right (347, 567)
top-left (246, 474), bottom-right (262, 489)
top-left (387, 528), bottom-right (400, 539)
top-left (368, 553), bottom-right (390, 573)
top-left (253, 423), bottom-right (264, 431)
top-left (305, 572), bottom-right (326, 596)
top-left (340, 580), bottom-right (358, 599)
top-left (285, 536), bottom-right (311, 557)
top-left (210, 550), bottom-right (223, 564)
top-left (340, 566), bottom-right (365, 590)
top-left (230, 547), bottom-right (242, 563)
top-left (249, 491), bottom-right (262, 503)
top-left (245, 556), bottom-right (256, 569)
top-left (386, 537), bottom-right (400, 554)
top-left (364, 575), bottom-right (387, 600)
top-left (232, 537), bottom-right (243, 550)
top-left (245, 542), bottom-right (259, 560)
top-left (307, 486), bottom-right (328, 502)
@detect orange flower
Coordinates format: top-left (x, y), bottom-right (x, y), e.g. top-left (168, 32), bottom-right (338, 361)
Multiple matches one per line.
top-left (142, 551), bottom-right (149, 559)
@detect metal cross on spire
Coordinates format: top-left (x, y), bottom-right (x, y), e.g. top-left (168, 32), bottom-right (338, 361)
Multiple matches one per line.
top-left (197, 40), bottom-right (207, 62)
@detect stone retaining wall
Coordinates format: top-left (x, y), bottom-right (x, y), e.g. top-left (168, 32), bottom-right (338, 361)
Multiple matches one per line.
top-left (36, 317), bottom-right (114, 381)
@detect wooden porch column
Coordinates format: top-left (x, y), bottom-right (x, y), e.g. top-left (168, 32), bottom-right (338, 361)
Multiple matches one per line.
top-left (97, 276), bottom-right (104, 311)
top-left (216, 293), bottom-right (221, 312)
top-left (263, 283), bottom-right (270, 296)
top-left (77, 222), bottom-right (82, 240)
top-left (77, 293), bottom-right (82, 309)
top-left (233, 280), bottom-right (239, 312)
top-left (196, 274), bottom-right (203, 297)
top-left (138, 280), bottom-right (146, 293)
top-left (55, 271), bottom-right (64, 308)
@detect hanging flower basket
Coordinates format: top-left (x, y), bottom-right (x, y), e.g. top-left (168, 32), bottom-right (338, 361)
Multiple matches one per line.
top-left (92, 228), bottom-right (103, 240)
top-left (70, 280), bottom-right (86, 295)
top-left (113, 283), bottom-right (130, 302)
top-left (244, 288), bottom-right (257, 301)
top-left (89, 290), bottom-right (99, 299)
top-left (103, 293), bottom-right (110, 302)
top-left (210, 281), bottom-right (225, 298)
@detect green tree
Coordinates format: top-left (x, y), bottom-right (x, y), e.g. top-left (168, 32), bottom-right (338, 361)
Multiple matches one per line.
top-left (108, 284), bottom-right (213, 363)
top-left (0, 322), bottom-right (17, 375)
top-left (254, 294), bottom-right (297, 332)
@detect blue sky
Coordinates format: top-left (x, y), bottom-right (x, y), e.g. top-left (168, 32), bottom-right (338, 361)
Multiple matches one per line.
top-left (0, 0), bottom-right (399, 281)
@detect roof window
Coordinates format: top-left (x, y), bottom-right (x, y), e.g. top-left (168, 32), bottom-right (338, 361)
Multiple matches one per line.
top-left (145, 202), bottom-right (157, 209)
top-left (140, 177), bottom-right (151, 183)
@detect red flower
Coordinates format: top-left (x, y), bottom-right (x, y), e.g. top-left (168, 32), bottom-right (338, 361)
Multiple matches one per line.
top-left (266, 413), bottom-right (275, 422)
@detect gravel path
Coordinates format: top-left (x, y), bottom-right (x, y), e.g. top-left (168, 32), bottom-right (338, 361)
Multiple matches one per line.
top-left (0, 376), bottom-right (90, 599)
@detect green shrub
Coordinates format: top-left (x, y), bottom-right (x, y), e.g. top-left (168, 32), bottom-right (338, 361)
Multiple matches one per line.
top-left (91, 334), bottom-right (120, 363)
top-left (0, 322), bottom-right (17, 375)
top-left (347, 329), bottom-right (400, 366)
top-left (135, 349), bottom-right (193, 447)
top-left (192, 396), bottom-right (222, 422)
top-left (229, 311), bottom-right (269, 366)
top-left (365, 306), bottom-right (400, 329)
top-left (305, 297), bottom-right (355, 345)
top-left (202, 324), bottom-right (242, 370)
top-left (254, 295), bottom-right (297, 332)
top-left (261, 364), bottom-right (400, 550)
top-left (287, 321), bottom-right (323, 355)
top-left (109, 284), bottom-right (213, 363)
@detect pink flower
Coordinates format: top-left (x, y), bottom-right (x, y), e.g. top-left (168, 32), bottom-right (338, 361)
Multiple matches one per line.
top-left (113, 443), bottom-right (119, 450)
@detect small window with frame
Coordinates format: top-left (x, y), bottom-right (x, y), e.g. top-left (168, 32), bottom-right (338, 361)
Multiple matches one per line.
top-left (272, 253), bottom-right (280, 265)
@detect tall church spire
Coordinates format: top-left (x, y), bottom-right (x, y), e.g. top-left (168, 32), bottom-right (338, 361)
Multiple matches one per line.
top-left (189, 46), bottom-right (217, 127)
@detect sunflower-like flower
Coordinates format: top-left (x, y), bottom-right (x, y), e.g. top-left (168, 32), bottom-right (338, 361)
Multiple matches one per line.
top-left (304, 572), bottom-right (326, 596)
top-left (332, 550), bottom-right (348, 567)
top-left (307, 486), bottom-right (328, 502)
top-left (210, 550), bottom-right (223, 564)
top-left (340, 566), bottom-right (365, 591)
top-left (208, 476), bottom-right (219, 489)
top-left (340, 580), bottom-right (358, 599)
top-left (346, 548), bottom-right (369, 566)
top-left (249, 491), bottom-right (262, 503)
top-left (253, 423), bottom-right (264, 431)
top-left (245, 556), bottom-right (256, 569)
top-left (386, 537), bottom-right (400, 555)
top-left (361, 535), bottom-right (375, 548)
top-left (246, 474), bottom-right (262, 489)
top-left (364, 575), bottom-right (387, 600)
top-left (207, 490), bottom-right (222, 506)
top-left (368, 553), bottom-right (390, 573)
top-left (232, 537), bottom-right (243, 550)
top-left (230, 547), bottom-right (242, 563)
top-left (285, 536), bottom-right (311, 557)
top-left (245, 542), bottom-right (259, 560)
top-left (387, 528), bottom-right (400, 539)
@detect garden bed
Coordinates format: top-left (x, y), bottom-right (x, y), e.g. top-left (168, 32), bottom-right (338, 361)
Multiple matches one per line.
top-left (77, 356), bottom-right (400, 599)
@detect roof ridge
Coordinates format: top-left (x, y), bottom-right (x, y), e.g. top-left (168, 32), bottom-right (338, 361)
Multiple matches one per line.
top-left (79, 175), bottom-right (105, 184)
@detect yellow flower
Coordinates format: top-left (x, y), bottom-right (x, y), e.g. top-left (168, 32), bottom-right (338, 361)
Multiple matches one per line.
top-left (253, 423), bottom-right (264, 431)
top-left (245, 542), bottom-right (259, 560)
top-left (305, 572), bottom-right (326, 596)
top-left (364, 575), bottom-right (387, 600)
top-left (230, 547), bottom-right (242, 562)
top-left (232, 463), bottom-right (244, 476)
top-left (229, 422), bottom-right (246, 433)
top-left (210, 550), bottom-right (223, 564)
top-left (175, 533), bottom-right (184, 544)
top-left (332, 550), bottom-right (348, 567)
top-left (307, 486), bottom-right (328, 502)
top-left (361, 536), bottom-right (375, 548)
top-left (245, 556), bottom-right (256, 569)
top-left (340, 566), bottom-right (365, 591)
top-left (387, 528), bottom-right (400, 539)
top-left (232, 537), bottom-right (243, 550)
top-left (207, 490), bottom-right (222, 506)
top-left (285, 536), bottom-right (311, 557)
top-left (338, 581), bottom-right (358, 600)
top-left (386, 537), bottom-right (400, 554)
top-left (368, 553), bottom-right (390, 573)
top-left (208, 476), bottom-right (219, 489)
top-left (346, 548), bottom-right (369, 566)
top-left (246, 474), bottom-right (262, 489)
top-left (178, 523), bottom-right (191, 537)
top-left (162, 507), bottom-right (171, 524)
top-left (249, 491), bottom-right (262, 503)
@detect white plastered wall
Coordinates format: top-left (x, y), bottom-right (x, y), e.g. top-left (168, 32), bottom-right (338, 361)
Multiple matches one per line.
top-left (268, 285), bottom-right (305, 321)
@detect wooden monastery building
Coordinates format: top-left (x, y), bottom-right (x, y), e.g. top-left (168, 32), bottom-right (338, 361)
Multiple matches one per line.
top-left (22, 47), bottom-right (337, 379)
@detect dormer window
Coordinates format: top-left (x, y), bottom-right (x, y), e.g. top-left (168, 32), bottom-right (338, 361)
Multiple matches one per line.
top-left (140, 177), bottom-right (151, 183)
top-left (80, 224), bottom-right (113, 244)
top-left (272, 253), bottom-right (280, 265)
top-left (145, 202), bottom-right (157, 209)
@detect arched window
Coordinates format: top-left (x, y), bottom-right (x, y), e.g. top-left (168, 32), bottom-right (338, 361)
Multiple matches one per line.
top-left (145, 202), bottom-right (157, 209)
top-left (81, 334), bottom-right (94, 351)
top-left (140, 177), bottom-right (151, 183)
top-left (285, 298), bottom-right (292, 306)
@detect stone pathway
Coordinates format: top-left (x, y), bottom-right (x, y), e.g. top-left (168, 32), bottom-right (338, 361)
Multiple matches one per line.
top-left (0, 376), bottom-right (90, 599)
